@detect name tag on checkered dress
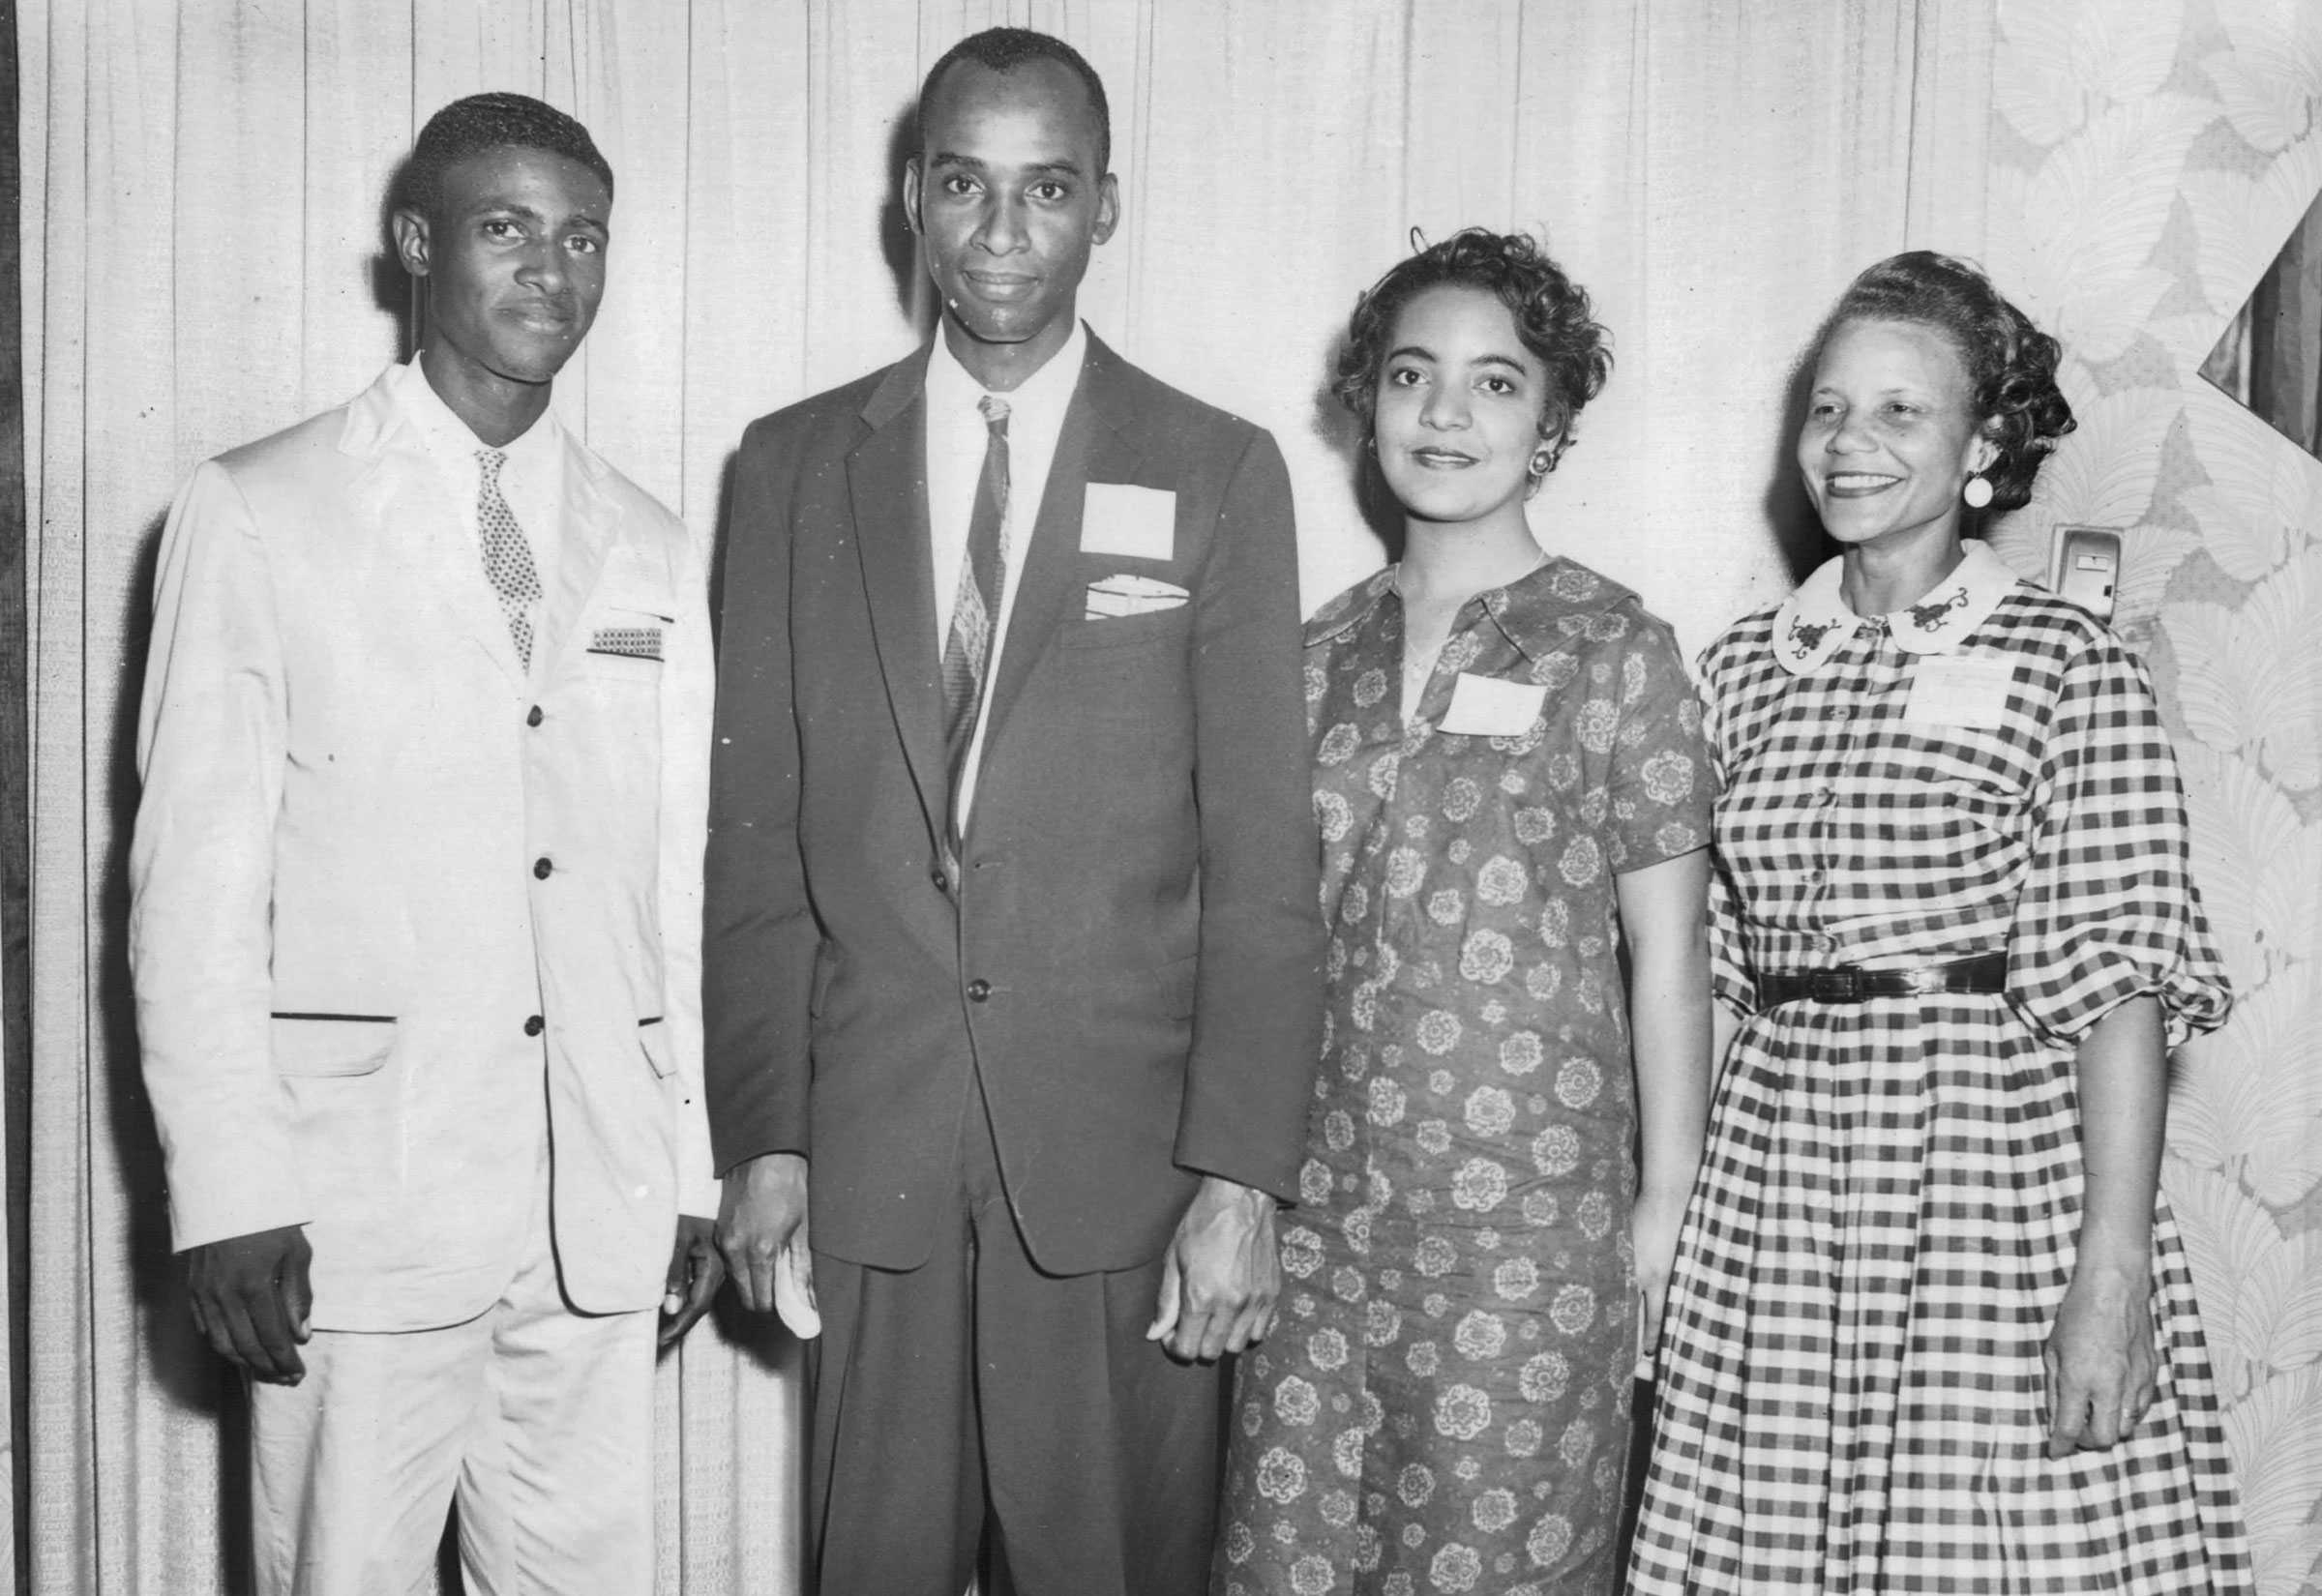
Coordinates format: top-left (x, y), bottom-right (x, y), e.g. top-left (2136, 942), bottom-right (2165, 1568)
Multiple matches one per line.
top-left (1901, 654), bottom-right (2014, 729)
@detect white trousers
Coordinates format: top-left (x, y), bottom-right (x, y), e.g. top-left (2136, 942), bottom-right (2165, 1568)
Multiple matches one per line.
top-left (248, 1196), bottom-right (655, 1596)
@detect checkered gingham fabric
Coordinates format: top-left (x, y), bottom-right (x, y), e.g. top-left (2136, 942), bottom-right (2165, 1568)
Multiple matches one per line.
top-left (1627, 586), bottom-right (2254, 1594)
top-left (475, 448), bottom-right (542, 668)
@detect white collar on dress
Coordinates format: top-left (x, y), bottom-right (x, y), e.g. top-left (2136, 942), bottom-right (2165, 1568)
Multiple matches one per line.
top-left (1771, 540), bottom-right (2018, 675)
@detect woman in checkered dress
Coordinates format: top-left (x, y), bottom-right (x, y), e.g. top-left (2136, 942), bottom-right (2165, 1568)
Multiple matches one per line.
top-left (1628, 252), bottom-right (2251, 1593)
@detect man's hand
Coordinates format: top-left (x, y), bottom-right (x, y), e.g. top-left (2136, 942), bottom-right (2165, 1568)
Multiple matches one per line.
top-left (1145, 1175), bottom-right (1279, 1363)
top-left (2044, 1256), bottom-right (2158, 1458)
top-left (186, 1224), bottom-right (313, 1384)
top-left (714, 1152), bottom-right (810, 1315)
top-left (659, 1214), bottom-right (726, 1347)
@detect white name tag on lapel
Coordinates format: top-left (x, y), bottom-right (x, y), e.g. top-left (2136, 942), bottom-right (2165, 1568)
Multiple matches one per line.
top-left (1439, 672), bottom-right (1548, 736)
top-left (1903, 654), bottom-right (2016, 729)
top-left (1080, 484), bottom-right (1176, 561)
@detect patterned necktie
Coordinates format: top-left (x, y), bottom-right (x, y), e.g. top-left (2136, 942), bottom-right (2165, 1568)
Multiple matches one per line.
top-left (475, 448), bottom-right (544, 669)
top-left (939, 395), bottom-right (1011, 813)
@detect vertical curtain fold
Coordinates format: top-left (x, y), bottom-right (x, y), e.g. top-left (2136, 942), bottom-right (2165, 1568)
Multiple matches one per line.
top-left (1, 4), bottom-right (27, 1589)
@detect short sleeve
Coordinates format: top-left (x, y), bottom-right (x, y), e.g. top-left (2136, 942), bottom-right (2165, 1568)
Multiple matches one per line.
top-left (2008, 636), bottom-right (2231, 1049)
top-left (1604, 614), bottom-right (1713, 875)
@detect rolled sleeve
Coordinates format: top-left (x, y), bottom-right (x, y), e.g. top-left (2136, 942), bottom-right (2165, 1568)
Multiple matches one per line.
top-left (2007, 638), bottom-right (2231, 1049)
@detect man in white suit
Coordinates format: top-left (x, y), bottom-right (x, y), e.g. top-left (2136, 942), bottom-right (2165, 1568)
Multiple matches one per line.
top-left (128, 93), bottom-right (721, 1595)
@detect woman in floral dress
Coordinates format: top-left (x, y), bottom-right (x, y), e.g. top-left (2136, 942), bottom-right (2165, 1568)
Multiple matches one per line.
top-left (1211, 230), bottom-right (1713, 1596)
top-left (1629, 252), bottom-right (2251, 1593)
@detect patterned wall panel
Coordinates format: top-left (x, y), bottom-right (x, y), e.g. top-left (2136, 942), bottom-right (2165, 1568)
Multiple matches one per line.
top-left (1984, 3), bottom-right (2322, 1591)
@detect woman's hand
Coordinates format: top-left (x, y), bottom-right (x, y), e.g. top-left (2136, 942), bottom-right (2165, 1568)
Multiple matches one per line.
top-left (2043, 1256), bottom-right (2158, 1458)
top-left (2044, 995), bottom-right (2167, 1459)
top-left (1630, 1187), bottom-right (1688, 1364)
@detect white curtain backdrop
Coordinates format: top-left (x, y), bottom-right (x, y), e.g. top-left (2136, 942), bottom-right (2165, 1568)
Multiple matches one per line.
top-left (15, 1), bottom-right (2318, 1591)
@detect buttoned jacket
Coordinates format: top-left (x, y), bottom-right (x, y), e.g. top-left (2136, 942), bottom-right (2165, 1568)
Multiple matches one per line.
top-left (704, 331), bottom-right (1325, 1275)
top-left (130, 364), bottom-right (718, 1330)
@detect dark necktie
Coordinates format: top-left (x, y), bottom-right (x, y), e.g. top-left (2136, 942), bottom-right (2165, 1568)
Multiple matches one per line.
top-left (939, 394), bottom-right (1011, 818)
top-left (475, 448), bottom-right (543, 669)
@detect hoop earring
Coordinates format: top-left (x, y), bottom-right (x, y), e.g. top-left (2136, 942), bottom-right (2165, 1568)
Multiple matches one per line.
top-left (1962, 473), bottom-right (1994, 509)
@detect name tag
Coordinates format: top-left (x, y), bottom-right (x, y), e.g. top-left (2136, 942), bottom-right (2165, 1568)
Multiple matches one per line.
top-left (1079, 484), bottom-right (1176, 561)
top-left (1439, 672), bottom-right (1547, 736)
top-left (1903, 654), bottom-right (2015, 729)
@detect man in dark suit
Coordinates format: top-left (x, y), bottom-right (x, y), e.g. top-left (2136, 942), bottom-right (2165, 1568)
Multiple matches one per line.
top-left (704, 26), bottom-right (1324, 1596)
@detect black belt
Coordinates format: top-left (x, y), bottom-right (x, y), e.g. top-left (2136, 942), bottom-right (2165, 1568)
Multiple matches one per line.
top-left (1756, 951), bottom-right (2008, 1010)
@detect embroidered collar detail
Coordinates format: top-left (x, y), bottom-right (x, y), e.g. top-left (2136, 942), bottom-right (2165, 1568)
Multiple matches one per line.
top-left (1305, 554), bottom-right (1639, 661)
top-left (1770, 541), bottom-right (2019, 675)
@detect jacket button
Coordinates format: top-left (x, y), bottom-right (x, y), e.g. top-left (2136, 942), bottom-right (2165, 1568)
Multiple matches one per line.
top-left (931, 869), bottom-right (950, 893)
top-left (526, 704), bottom-right (544, 727)
top-left (523, 1014), bottom-right (545, 1037)
top-left (533, 857), bottom-right (553, 879)
top-left (967, 979), bottom-right (992, 1002)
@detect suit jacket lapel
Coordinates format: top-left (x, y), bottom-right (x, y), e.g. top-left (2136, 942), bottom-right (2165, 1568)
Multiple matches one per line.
top-left (848, 354), bottom-right (951, 846)
top-left (980, 340), bottom-right (1142, 756)
top-left (338, 377), bottom-right (527, 694)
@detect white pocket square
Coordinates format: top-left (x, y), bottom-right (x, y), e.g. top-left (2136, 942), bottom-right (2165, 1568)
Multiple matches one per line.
top-left (1086, 572), bottom-right (1190, 619)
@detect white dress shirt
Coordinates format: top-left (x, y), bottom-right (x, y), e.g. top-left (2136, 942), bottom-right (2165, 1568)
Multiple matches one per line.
top-left (924, 318), bottom-right (1087, 822)
top-left (390, 356), bottom-right (566, 640)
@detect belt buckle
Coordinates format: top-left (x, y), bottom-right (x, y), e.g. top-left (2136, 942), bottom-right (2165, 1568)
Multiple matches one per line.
top-left (1805, 967), bottom-right (1861, 1002)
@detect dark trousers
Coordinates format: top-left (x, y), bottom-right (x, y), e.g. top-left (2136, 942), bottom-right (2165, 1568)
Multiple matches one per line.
top-left (807, 1083), bottom-right (1223, 1596)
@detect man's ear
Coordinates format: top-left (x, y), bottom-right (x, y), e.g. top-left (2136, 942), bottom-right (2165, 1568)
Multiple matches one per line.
top-left (1092, 171), bottom-right (1120, 247)
top-left (901, 158), bottom-right (923, 236)
top-left (391, 207), bottom-right (432, 279)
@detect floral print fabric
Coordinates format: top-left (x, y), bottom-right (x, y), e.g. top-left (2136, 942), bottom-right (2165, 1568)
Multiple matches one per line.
top-left (1212, 556), bottom-right (1712, 1596)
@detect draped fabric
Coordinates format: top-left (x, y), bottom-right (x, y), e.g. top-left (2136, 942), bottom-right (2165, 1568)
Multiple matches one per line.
top-left (2207, 192), bottom-right (2322, 460)
top-left (2247, 202), bottom-right (2322, 458)
top-left (13, 2), bottom-right (2316, 1593)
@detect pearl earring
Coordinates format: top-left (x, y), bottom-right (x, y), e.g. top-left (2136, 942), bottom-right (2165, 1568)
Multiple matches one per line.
top-left (1962, 473), bottom-right (1994, 510)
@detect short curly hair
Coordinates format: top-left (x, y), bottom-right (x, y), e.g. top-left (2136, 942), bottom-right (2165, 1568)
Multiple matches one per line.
top-left (1808, 251), bottom-right (2074, 513)
top-left (1333, 229), bottom-right (1612, 476)
top-left (396, 93), bottom-right (613, 222)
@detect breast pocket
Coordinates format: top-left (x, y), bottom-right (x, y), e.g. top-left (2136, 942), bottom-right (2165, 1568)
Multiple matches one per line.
top-left (580, 602), bottom-right (673, 685)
